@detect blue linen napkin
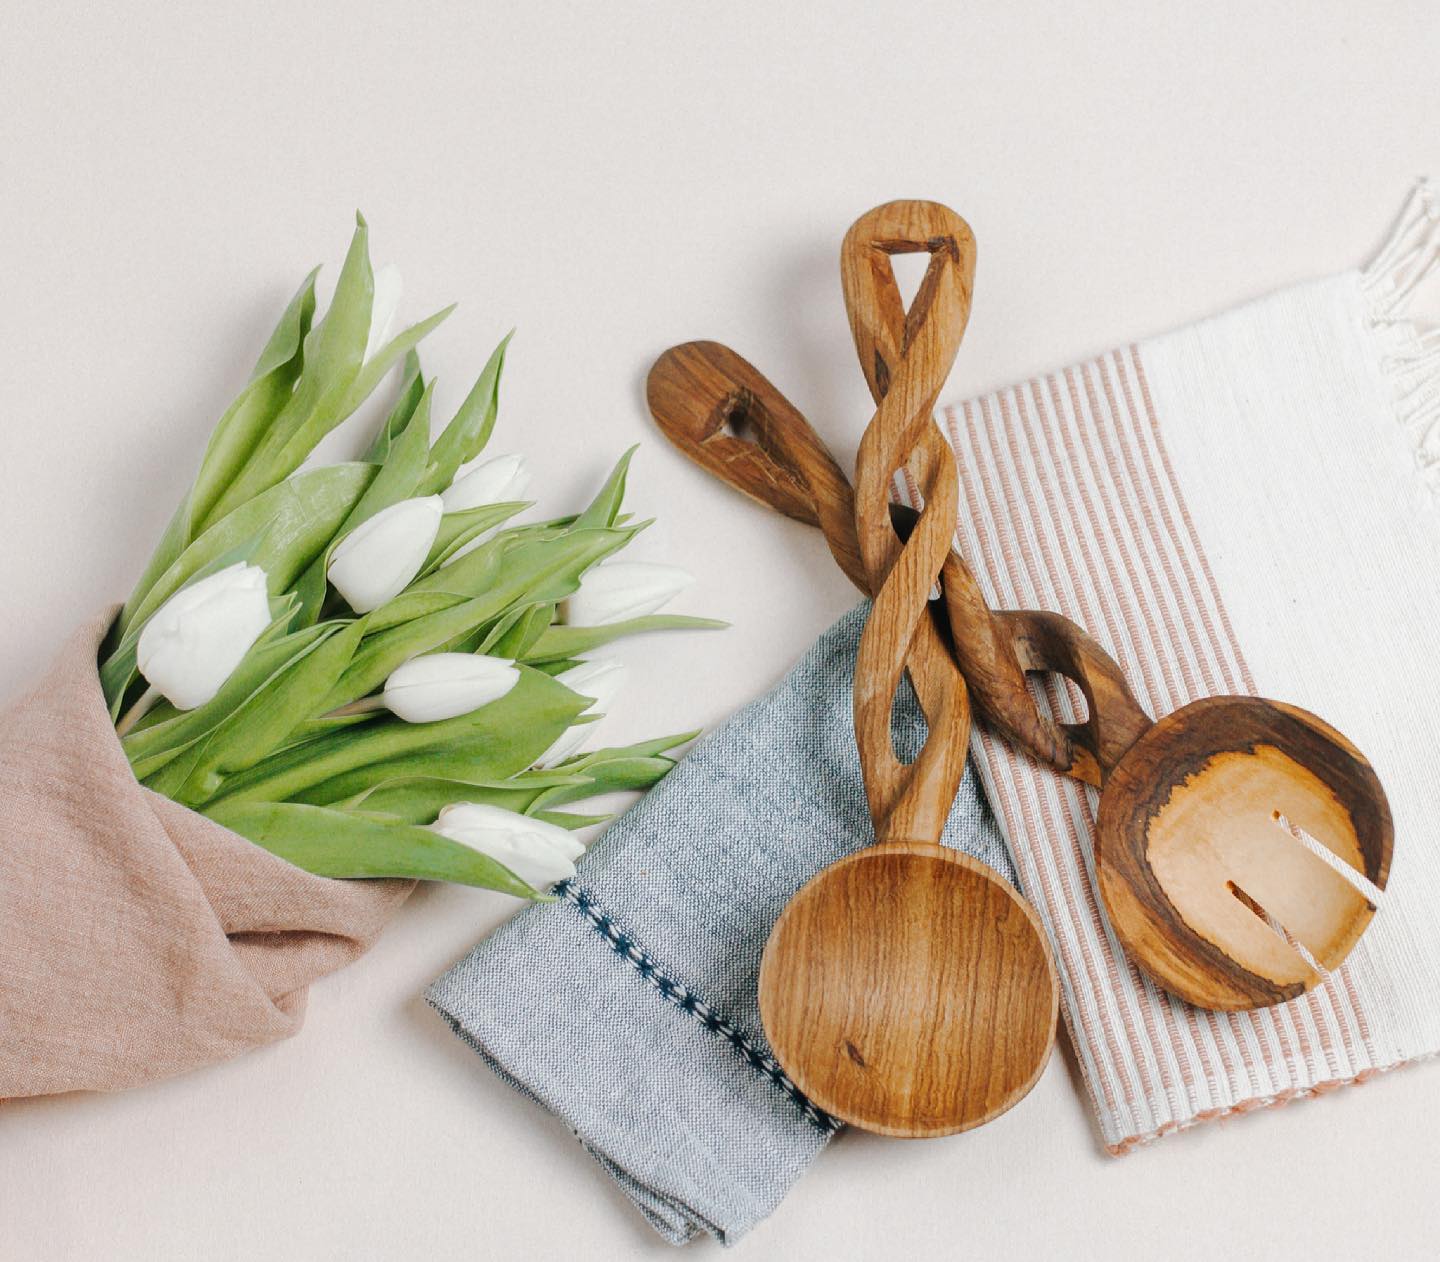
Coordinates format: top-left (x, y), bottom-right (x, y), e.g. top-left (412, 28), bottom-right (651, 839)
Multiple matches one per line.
top-left (426, 604), bottom-right (1014, 1245)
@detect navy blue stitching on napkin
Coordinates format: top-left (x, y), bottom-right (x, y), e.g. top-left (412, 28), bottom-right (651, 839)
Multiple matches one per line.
top-left (555, 879), bottom-right (841, 1136)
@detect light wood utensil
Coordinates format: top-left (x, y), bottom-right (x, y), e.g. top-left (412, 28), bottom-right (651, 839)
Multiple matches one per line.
top-left (647, 208), bottom-right (1393, 1016)
top-left (683, 202), bottom-right (1059, 1138)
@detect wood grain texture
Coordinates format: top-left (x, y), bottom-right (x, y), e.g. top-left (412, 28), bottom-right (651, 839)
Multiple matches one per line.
top-left (646, 343), bottom-right (1151, 788)
top-left (647, 342), bottom-right (1396, 1013)
top-left (644, 340), bottom-right (869, 590)
top-left (843, 200), bottom-right (974, 842)
top-left (1096, 696), bottom-right (1393, 1009)
top-left (758, 841), bottom-right (1058, 1137)
top-left (748, 201), bottom-right (1058, 1138)
top-left (649, 199), bottom-right (1393, 1047)
top-left (648, 329), bottom-right (1388, 1008)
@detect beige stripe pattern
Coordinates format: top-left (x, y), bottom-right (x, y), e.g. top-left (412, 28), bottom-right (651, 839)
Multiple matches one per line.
top-left (923, 345), bottom-right (1382, 1154)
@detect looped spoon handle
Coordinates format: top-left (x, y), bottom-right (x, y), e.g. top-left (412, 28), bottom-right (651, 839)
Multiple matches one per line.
top-left (664, 200), bottom-right (1062, 1137)
top-left (646, 340), bottom-right (1154, 788)
top-left (838, 201), bottom-right (978, 842)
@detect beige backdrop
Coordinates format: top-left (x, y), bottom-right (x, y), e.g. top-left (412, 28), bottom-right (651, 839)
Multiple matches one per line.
top-left (2, 2), bottom-right (1438, 1258)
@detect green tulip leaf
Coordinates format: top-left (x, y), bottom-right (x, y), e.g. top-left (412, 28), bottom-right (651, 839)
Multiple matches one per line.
top-left (141, 737), bottom-right (210, 800)
top-left (116, 271), bottom-right (320, 639)
top-left (349, 378), bottom-right (434, 517)
top-left (122, 615), bottom-right (335, 778)
top-left (572, 446), bottom-right (636, 531)
top-left (203, 800), bottom-right (544, 898)
top-left (485, 601), bottom-right (554, 658)
top-left (331, 766), bottom-right (592, 822)
top-left (529, 756), bottom-right (677, 810)
top-left (291, 381), bottom-right (437, 627)
top-left (447, 605), bottom-right (522, 658)
top-left (531, 657), bottom-right (582, 677)
top-left (173, 619), bottom-right (366, 806)
top-left (363, 351), bottom-right (426, 464)
top-left (402, 528), bottom-right (537, 602)
top-left (524, 613), bottom-right (729, 662)
top-left (358, 590), bottom-right (468, 636)
top-left (277, 709), bottom-right (384, 746)
top-left (326, 733), bottom-right (693, 824)
top-left (203, 215), bottom-right (376, 523)
top-left (323, 526), bottom-right (636, 709)
top-left (423, 501), bottom-right (529, 573)
top-left (209, 664), bottom-right (588, 806)
top-left (332, 775), bottom-right (541, 824)
top-left (416, 332), bottom-right (512, 495)
top-left (534, 809), bottom-right (612, 830)
top-left (187, 269), bottom-right (322, 535)
top-left (337, 304), bottom-right (455, 422)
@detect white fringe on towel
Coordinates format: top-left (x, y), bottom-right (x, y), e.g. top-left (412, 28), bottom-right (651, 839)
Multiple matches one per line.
top-left (1361, 180), bottom-right (1440, 482)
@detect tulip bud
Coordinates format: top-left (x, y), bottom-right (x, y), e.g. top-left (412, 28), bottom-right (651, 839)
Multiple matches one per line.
top-left (537, 657), bottom-right (626, 766)
top-left (136, 562), bottom-right (272, 710)
top-left (441, 452), bottom-right (531, 514)
top-left (382, 653), bottom-right (520, 723)
top-left (364, 263), bottom-right (402, 362)
top-left (430, 802), bottom-right (585, 889)
top-left (562, 561), bottom-right (694, 627)
top-left (327, 495), bottom-right (443, 613)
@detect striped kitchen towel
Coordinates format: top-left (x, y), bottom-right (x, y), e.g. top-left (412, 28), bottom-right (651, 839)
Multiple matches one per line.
top-left (908, 180), bottom-right (1440, 1153)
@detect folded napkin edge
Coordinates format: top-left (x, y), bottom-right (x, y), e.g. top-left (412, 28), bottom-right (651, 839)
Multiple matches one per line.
top-left (422, 994), bottom-right (708, 1244)
top-left (546, 880), bottom-right (838, 1135)
top-left (424, 877), bottom-right (839, 1245)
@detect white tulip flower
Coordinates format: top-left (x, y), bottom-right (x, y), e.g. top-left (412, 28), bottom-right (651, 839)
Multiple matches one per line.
top-left (537, 657), bottom-right (626, 766)
top-left (136, 562), bottom-right (271, 711)
top-left (561, 561), bottom-right (693, 627)
top-left (364, 263), bottom-right (402, 362)
top-left (327, 495), bottom-right (443, 613)
top-left (431, 802), bottom-right (585, 889)
top-left (441, 452), bottom-right (531, 514)
top-left (381, 653), bottom-right (520, 723)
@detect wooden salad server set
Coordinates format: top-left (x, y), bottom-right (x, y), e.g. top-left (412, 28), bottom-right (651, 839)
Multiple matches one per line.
top-left (646, 199), bottom-right (1394, 1137)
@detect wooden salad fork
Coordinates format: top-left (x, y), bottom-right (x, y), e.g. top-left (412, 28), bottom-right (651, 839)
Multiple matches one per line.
top-left (647, 201), bottom-right (1393, 1019)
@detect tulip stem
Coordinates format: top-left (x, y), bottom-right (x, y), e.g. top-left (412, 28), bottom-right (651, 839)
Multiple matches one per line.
top-left (116, 686), bottom-right (163, 738)
top-left (322, 694), bottom-right (389, 719)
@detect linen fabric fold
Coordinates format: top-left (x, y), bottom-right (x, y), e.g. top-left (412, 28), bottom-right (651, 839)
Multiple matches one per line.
top-left (0, 610), bottom-right (411, 1098)
top-left (427, 605), bottom-right (1013, 1245)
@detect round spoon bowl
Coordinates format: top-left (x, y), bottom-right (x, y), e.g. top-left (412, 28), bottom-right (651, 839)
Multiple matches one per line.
top-left (1096, 696), bottom-right (1393, 1010)
top-left (758, 841), bottom-right (1058, 1137)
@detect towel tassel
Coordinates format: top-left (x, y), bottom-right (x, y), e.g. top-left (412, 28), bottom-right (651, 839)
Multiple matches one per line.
top-left (1361, 180), bottom-right (1440, 483)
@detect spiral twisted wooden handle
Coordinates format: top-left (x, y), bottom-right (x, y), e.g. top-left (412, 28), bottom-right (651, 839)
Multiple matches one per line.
top-left (647, 337), bottom-right (1155, 789)
top-left (840, 202), bottom-right (978, 842)
top-left (646, 204), bottom-right (1154, 796)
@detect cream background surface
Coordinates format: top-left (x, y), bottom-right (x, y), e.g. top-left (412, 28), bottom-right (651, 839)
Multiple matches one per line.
top-left (2, 3), bottom-right (1438, 1258)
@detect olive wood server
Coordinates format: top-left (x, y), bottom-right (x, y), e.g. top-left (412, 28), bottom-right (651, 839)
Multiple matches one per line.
top-left (646, 213), bottom-right (1393, 1015)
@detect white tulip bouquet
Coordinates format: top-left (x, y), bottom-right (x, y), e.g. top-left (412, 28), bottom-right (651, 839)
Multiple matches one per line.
top-left (101, 215), bottom-right (721, 899)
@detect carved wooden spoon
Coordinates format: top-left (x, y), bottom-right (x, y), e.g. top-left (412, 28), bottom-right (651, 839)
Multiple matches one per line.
top-left (758, 202), bottom-right (1058, 1137)
top-left (647, 218), bottom-right (1392, 1014)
